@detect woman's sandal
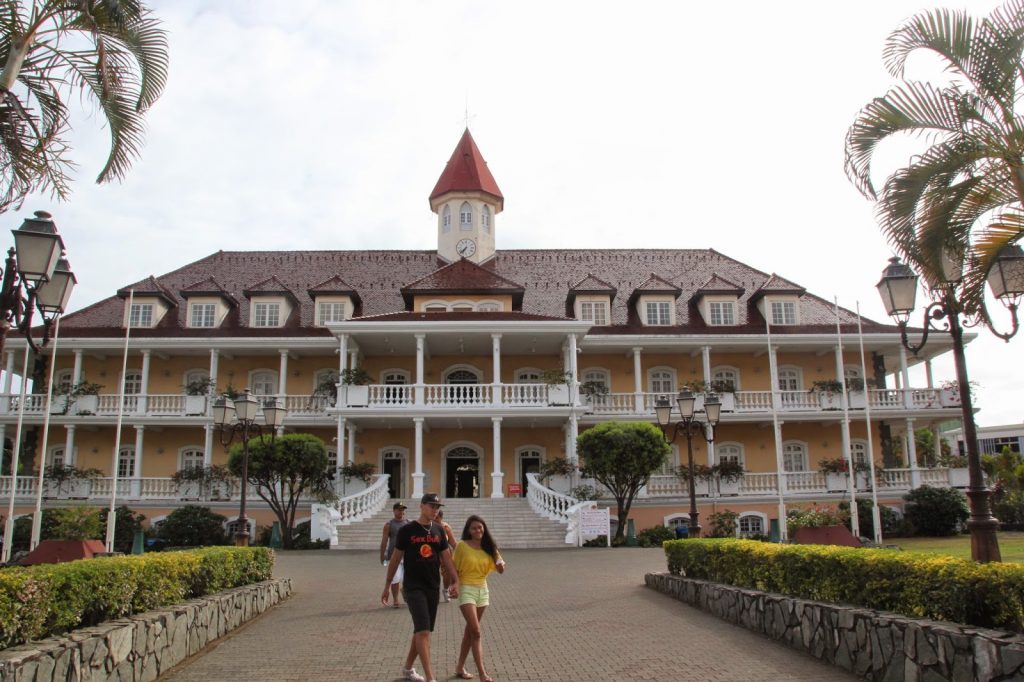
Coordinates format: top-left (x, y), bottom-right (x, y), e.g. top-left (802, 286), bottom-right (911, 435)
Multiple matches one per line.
top-left (453, 671), bottom-right (473, 680)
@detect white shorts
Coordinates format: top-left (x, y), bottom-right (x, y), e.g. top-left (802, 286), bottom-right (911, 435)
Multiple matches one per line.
top-left (390, 560), bottom-right (404, 585)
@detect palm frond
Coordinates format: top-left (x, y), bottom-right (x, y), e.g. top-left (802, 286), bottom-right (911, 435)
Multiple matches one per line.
top-left (883, 7), bottom-right (976, 82)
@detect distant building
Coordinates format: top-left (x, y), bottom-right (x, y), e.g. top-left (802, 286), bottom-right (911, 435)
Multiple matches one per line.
top-left (946, 423), bottom-right (1024, 456)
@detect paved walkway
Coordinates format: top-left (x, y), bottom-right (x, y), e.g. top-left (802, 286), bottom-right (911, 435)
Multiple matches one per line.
top-left (161, 548), bottom-right (854, 681)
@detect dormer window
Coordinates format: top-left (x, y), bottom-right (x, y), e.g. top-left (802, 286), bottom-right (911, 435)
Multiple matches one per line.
top-left (708, 300), bottom-right (735, 325)
top-left (580, 300), bottom-right (609, 325)
top-left (129, 303), bottom-right (154, 328)
top-left (189, 303), bottom-right (216, 328)
top-left (442, 205), bottom-right (451, 233)
top-left (460, 202), bottom-right (473, 230)
top-left (645, 301), bottom-right (672, 326)
top-left (253, 302), bottom-right (281, 327)
top-left (482, 206), bottom-right (491, 233)
top-left (317, 301), bottom-right (346, 325)
top-left (771, 300), bottom-right (798, 325)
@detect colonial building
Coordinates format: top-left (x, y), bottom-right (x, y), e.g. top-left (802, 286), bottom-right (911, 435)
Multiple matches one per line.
top-left (0, 129), bottom-right (971, 545)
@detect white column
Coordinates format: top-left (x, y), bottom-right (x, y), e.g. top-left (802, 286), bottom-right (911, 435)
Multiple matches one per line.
top-left (278, 351), bottom-right (289, 397)
top-left (835, 344), bottom-right (857, 536)
top-left (906, 418), bottom-right (920, 487)
top-left (64, 425), bottom-right (76, 466)
top-left (138, 350), bottom-right (151, 415)
top-left (412, 417), bottom-right (425, 497)
top-left (132, 425), bottom-right (145, 497)
top-left (208, 349), bottom-right (219, 416)
top-left (568, 334), bottom-right (578, 405)
top-left (2, 352), bottom-right (13, 412)
top-left (203, 423), bottom-right (213, 467)
top-left (72, 350), bottom-right (83, 384)
top-left (898, 345), bottom-right (912, 408)
top-left (925, 359), bottom-right (934, 389)
top-left (415, 334), bottom-right (425, 405)
top-left (933, 426), bottom-right (942, 465)
top-left (338, 334), bottom-right (349, 374)
top-left (348, 351), bottom-right (359, 371)
top-left (491, 334), bottom-right (502, 406)
top-left (346, 423), bottom-right (356, 464)
top-left (568, 413), bottom-right (580, 489)
top-left (702, 346), bottom-right (711, 384)
top-left (491, 417), bottom-right (504, 498)
top-left (336, 417), bottom-right (346, 476)
top-left (632, 347), bottom-right (643, 412)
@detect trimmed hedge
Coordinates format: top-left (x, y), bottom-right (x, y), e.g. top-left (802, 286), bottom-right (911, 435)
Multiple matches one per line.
top-left (0, 546), bottom-right (274, 649)
top-left (665, 539), bottom-right (1024, 632)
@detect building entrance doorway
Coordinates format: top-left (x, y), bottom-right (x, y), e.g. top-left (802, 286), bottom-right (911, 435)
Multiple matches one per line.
top-left (445, 447), bottom-right (480, 498)
top-left (520, 450), bottom-right (541, 493)
top-left (382, 450), bottom-right (405, 499)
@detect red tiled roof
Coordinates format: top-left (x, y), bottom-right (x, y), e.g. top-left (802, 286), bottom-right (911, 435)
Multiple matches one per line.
top-left (51, 248), bottom-right (895, 337)
top-left (117, 275), bottom-right (176, 307)
top-left (243, 275), bottom-right (297, 302)
top-left (627, 273), bottom-right (682, 305)
top-left (569, 274), bottom-right (617, 296)
top-left (401, 258), bottom-right (525, 309)
top-left (180, 276), bottom-right (238, 305)
top-left (750, 273), bottom-right (806, 301)
top-left (428, 129), bottom-right (504, 207)
top-left (696, 274), bottom-right (743, 294)
top-left (308, 275), bottom-right (362, 307)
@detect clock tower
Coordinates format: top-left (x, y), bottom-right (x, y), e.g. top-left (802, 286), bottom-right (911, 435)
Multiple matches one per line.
top-left (430, 128), bottom-right (503, 263)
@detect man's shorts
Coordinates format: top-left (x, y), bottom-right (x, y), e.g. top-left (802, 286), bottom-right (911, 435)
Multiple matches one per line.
top-left (404, 586), bottom-right (440, 632)
top-left (458, 583), bottom-right (489, 608)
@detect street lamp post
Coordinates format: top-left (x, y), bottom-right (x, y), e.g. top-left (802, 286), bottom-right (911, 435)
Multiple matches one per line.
top-left (212, 389), bottom-right (285, 546)
top-left (654, 390), bottom-right (722, 538)
top-left (876, 248), bottom-right (1024, 563)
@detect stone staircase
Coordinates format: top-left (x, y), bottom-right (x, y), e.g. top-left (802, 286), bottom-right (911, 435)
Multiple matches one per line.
top-left (333, 497), bottom-right (571, 550)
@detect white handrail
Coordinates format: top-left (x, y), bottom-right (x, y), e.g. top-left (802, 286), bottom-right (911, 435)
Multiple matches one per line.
top-left (526, 472), bottom-right (579, 523)
top-left (334, 473), bottom-right (390, 526)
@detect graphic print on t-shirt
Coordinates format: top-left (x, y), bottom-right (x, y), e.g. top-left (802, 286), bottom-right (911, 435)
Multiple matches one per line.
top-left (395, 523), bottom-right (448, 591)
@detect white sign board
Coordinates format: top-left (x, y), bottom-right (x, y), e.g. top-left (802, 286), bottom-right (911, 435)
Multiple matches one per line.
top-left (579, 507), bottom-right (611, 547)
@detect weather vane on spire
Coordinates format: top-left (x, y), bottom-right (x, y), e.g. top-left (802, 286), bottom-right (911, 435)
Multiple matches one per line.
top-left (461, 96), bottom-right (476, 131)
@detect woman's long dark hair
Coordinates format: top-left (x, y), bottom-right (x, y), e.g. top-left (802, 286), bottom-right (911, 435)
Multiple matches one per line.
top-left (461, 514), bottom-right (499, 561)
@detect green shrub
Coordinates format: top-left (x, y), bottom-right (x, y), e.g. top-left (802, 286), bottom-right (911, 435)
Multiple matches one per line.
top-left (50, 506), bottom-right (103, 541)
top-left (839, 499), bottom-right (908, 541)
top-left (636, 525), bottom-right (674, 548)
top-left (155, 505), bottom-right (228, 547)
top-left (904, 485), bottom-right (969, 536)
top-left (707, 510), bottom-right (738, 538)
top-left (0, 547), bottom-right (273, 648)
top-left (664, 539), bottom-right (1024, 632)
top-left (98, 506), bottom-right (146, 554)
top-left (786, 506), bottom-right (847, 535)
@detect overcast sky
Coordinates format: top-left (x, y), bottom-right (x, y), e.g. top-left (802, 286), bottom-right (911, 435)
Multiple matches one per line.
top-left (15, 0), bottom-right (1022, 428)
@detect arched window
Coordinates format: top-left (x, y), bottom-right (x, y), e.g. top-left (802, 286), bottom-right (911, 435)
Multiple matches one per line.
top-left (712, 366), bottom-right (741, 391)
top-left (777, 367), bottom-right (802, 391)
top-left (850, 439), bottom-right (869, 467)
top-left (123, 370), bottom-right (142, 395)
top-left (516, 368), bottom-right (542, 383)
top-left (664, 514), bottom-right (689, 530)
top-left (717, 442), bottom-right (744, 466)
top-left (249, 370), bottom-right (279, 396)
top-left (55, 369), bottom-right (73, 394)
top-left (482, 205), bottom-right (491, 233)
top-left (581, 368), bottom-right (610, 391)
top-left (118, 447), bottom-right (135, 478)
top-left (184, 369), bottom-right (210, 391)
top-left (656, 444), bottom-right (680, 476)
top-left (739, 514), bottom-right (765, 537)
top-left (48, 446), bottom-right (66, 468)
top-left (783, 441), bottom-right (807, 472)
top-left (179, 447), bottom-right (204, 470)
top-left (844, 366), bottom-right (862, 380)
top-left (445, 367), bottom-right (481, 384)
top-left (647, 368), bottom-right (676, 394)
top-left (326, 447), bottom-right (338, 472)
top-left (442, 205), bottom-right (452, 233)
top-left (459, 202), bottom-right (473, 231)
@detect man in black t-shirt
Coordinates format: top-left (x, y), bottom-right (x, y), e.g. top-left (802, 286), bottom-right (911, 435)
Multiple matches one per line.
top-left (382, 492), bottom-right (460, 682)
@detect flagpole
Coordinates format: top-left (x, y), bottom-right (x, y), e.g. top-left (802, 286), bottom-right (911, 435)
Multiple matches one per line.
top-left (30, 315), bottom-right (61, 549)
top-left (1, 347), bottom-right (32, 563)
top-left (764, 299), bottom-right (788, 542)
top-left (106, 290), bottom-right (134, 552)
top-left (834, 298), bottom-right (860, 538)
top-left (856, 302), bottom-right (883, 542)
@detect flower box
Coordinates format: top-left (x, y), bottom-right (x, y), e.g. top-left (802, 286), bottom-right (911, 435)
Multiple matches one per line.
top-left (846, 390), bottom-right (867, 409)
top-left (940, 388), bottom-right (961, 408)
top-left (73, 395), bottom-right (99, 415)
top-left (948, 467), bottom-right (969, 487)
top-left (825, 472), bottom-right (849, 492)
top-left (717, 393), bottom-right (735, 412)
top-left (547, 384), bottom-right (571, 406)
top-left (343, 385), bottom-right (369, 408)
top-left (816, 392), bottom-right (842, 410)
top-left (184, 395), bottom-right (207, 416)
top-left (177, 480), bottom-right (203, 500)
top-left (49, 395), bottom-right (69, 415)
top-left (717, 477), bottom-right (741, 496)
top-left (45, 478), bottom-right (92, 499)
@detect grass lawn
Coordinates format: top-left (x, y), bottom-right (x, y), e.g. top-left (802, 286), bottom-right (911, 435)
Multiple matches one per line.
top-left (890, 532), bottom-right (1024, 563)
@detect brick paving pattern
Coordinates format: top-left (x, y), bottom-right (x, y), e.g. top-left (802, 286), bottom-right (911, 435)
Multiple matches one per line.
top-left (161, 548), bottom-right (853, 681)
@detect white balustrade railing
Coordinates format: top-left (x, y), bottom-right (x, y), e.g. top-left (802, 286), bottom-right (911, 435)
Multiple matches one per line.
top-left (919, 468), bottom-right (951, 486)
top-left (739, 472), bottom-right (779, 495)
top-left (423, 384), bottom-right (493, 406)
top-left (368, 385), bottom-right (414, 406)
top-left (501, 383), bottom-right (547, 406)
top-left (587, 393), bottom-right (634, 413)
top-left (526, 472), bottom-right (579, 524)
top-left (147, 395), bottom-right (184, 415)
top-left (334, 474), bottom-right (390, 526)
top-left (735, 391), bottom-right (773, 411)
top-left (645, 474), bottom-right (687, 497)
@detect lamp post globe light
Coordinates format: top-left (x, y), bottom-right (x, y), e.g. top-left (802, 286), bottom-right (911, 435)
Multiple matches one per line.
top-left (876, 248), bottom-right (1024, 563)
top-left (0, 211), bottom-right (77, 357)
top-left (655, 390), bottom-right (722, 538)
top-left (212, 389), bottom-right (285, 546)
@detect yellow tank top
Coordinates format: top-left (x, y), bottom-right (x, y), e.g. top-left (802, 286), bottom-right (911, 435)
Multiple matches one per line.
top-left (453, 542), bottom-right (501, 586)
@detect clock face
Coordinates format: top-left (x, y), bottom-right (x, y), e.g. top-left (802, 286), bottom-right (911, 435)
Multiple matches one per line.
top-left (456, 238), bottom-right (477, 257)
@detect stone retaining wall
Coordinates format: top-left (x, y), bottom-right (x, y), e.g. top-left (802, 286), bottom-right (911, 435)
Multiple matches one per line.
top-left (0, 578), bottom-right (292, 681)
top-left (645, 572), bottom-right (1024, 681)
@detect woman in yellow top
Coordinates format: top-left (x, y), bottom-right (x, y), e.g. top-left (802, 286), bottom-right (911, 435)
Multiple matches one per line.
top-left (452, 514), bottom-right (505, 682)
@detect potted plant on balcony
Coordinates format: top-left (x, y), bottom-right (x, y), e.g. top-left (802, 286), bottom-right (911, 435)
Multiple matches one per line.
top-left (67, 381), bottom-right (103, 415)
top-left (542, 368), bottom-right (573, 406)
top-left (578, 380), bottom-right (609, 409)
top-left (810, 379), bottom-right (843, 410)
top-left (43, 465), bottom-right (101, 499)
top-left (943, 454), bottom-right (970, 487)
top-left (183, 376), bottom-right (213, 415)
top-left (713, 460), bottom-right (745, 495)
top-left (171, 464), bottom-right (231, 500)
top-left (675, 463), bottom-right (714, 497)
top-left (845, 377), bottom-right (874, 409)
top-left (311, 371), bottom-right (339, 408)
top-left (938, 379), bottom-right (976, 408)
top-left (710, 379), bottom-right (736, 412)
top-left (340, 368), bottom-right (372, 407)
top-left (818, 457), bottom-right (868, 492)
top-left (339, 461), bottom-right (376, 495)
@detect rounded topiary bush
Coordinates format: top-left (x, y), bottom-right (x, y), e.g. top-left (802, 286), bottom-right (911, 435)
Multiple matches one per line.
top-left (903, 485), bottom-right (969, 536)
top-left (155, 505), bottom-right (228, 547)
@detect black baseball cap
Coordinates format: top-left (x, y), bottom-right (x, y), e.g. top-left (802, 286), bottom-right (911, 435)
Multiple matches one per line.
top-left (392, 502), bottom-right (407, 510)
top-left (420, 493), bottom-right (444, 506)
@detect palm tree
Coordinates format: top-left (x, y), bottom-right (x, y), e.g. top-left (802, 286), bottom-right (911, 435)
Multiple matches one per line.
top-left (0, 1), bottom-right (168, 213)
top-left (844, 0), bottom-right (1024, 317)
